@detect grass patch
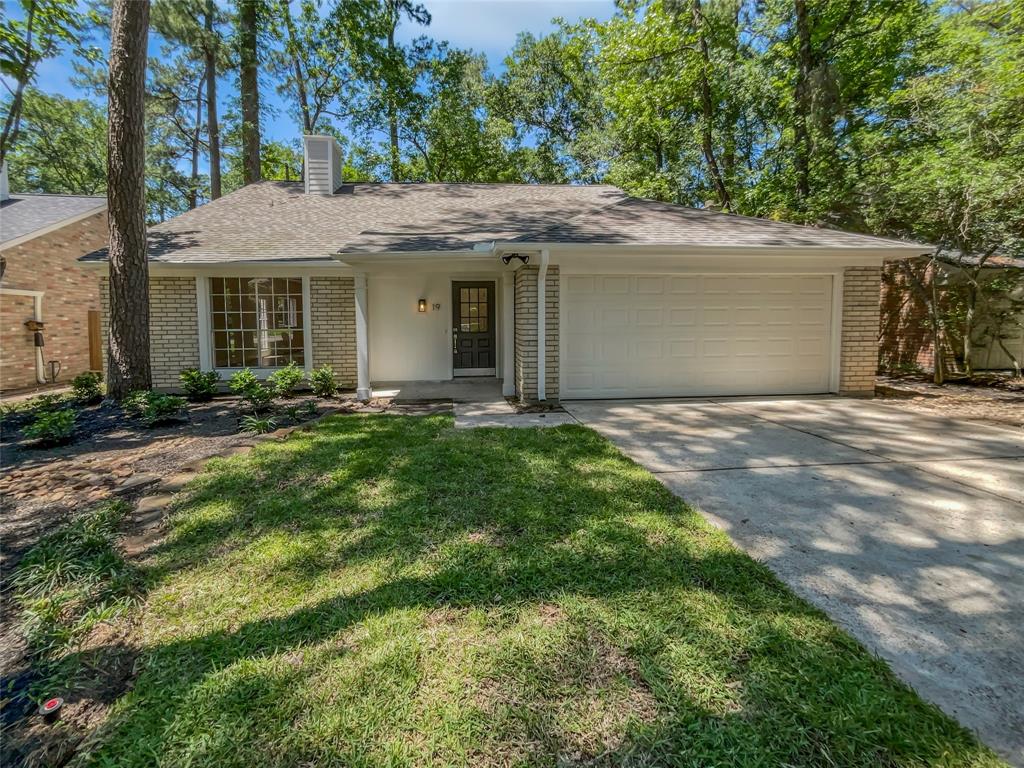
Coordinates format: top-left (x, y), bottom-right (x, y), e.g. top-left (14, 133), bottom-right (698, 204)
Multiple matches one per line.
top-left (12, 500), bottom-right (142, 691)
top-left (77, 415), bottom-right (1002, 766)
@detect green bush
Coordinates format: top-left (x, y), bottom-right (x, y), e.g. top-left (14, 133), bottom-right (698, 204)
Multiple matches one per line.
top-left (179, 368), bottom-right (221, 401)
top-left (71, 371), bottom-right (103, 403)
top-left (22, 408), bottom-right (76, 446)
top-left (308, 365), bottom-right (337, 397)
top-left (268, 361), bottom-right (304, 397)
top-left (124, 390), bottom-right (188, 427)
top-left (240, 414), bottom-right (277, 435)
top-left (228, 368), bottom-right (274, 412)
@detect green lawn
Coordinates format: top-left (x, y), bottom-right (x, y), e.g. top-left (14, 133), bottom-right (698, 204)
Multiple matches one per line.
top-left (80, 414), bottom-right (1000, 766)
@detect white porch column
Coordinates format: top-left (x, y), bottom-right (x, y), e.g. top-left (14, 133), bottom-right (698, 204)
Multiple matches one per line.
top-left (502, 272), bottom-right (515, 396)
top-left (354, 272), bottom-right (370, 401)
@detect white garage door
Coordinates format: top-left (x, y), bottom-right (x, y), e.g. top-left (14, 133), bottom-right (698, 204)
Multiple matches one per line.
top-left (563, 274), bottom-right (834, 398)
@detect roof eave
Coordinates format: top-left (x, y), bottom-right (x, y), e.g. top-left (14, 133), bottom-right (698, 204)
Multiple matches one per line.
top-left (493, 241), bottom-right (930, 258)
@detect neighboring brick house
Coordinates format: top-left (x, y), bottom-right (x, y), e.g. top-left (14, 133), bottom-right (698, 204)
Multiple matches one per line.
top-left (880, 257), bottom-right (1024, 375)
top-left (82, 134), bottom-right (927, 402)
top-left (0, 163), bottom-right (107, 393)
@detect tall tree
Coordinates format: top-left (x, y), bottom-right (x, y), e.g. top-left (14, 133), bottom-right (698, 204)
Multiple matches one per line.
top-left (0, 0), bottom-right (91, 166)
top-left (106, 0), bottom-right (152, 398)
top-left (237, 0), bottom-right (262, 184)
top-left (381, 0), bottom-right (430, 180)
top-left (204, 0), bottom-right (222, 197)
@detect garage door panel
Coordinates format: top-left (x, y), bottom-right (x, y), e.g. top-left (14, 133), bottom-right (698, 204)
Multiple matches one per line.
top-left (563, 273), bottom-right (833, 398)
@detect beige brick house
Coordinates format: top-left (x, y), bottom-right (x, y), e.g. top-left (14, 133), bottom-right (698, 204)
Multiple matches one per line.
top-left (83, 135), bottom-right (926, 401)
top-left (1, 163), bottom-right (107, 393)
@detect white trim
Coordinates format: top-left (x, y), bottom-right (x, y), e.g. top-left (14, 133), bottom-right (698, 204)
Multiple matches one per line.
top-left (502, 273), bottom-right (514, 396)
top-left (829, 270), bottom-right (844, 393)
top-left (355, 272), bottom-right (370, 400)
top-left (0, 202), bottom-right (106, 251)
top-left (536, 249), bottom-right (549, 401)
top-left (196, 276), bottom-right (212, 370)
top-left (301, 276), bottom-right (313, 373)
top-left (0, 287), bottom-right (47, 383)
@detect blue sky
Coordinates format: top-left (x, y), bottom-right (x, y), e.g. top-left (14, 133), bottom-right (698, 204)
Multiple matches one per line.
top-left (25, 0), bottom-right (615, 148)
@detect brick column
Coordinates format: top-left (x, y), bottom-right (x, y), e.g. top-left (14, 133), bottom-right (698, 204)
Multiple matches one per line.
top-left (310, 276), bottom-right (357, 388)
top-left (839, 266), bottom-right (882, 396)
top-left (513, 265), bottom-right (559, 402)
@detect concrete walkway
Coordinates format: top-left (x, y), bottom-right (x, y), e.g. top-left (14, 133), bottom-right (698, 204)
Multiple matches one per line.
top-left (565, 396), bottom-right (1024, 765)
top-left (372, 378), bottom-right (575, 428)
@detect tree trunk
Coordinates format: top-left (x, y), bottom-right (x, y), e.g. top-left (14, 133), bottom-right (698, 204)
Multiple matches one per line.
top-left (106, 0), bottom-right (152, 399)
top-left (239, 0), bottom-right (261, 184)
top-left (205, 0), bottom-right (221, 198)
top-left (189, 78), bottom-right (203, 209)
top-left (793, 0), bottom-right (812, 207)
top-left (387, 7), bottom-right (401, 181)
top-left (280, 0), bottom-right (312, 133)
top-left (691, 0), bottom-right (731, 211)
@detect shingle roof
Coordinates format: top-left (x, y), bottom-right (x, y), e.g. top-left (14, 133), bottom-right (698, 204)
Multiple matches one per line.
top-left (511, 196), bottom-right (922, 250)
top-left (80, 180), bottom-right (925, 263)
top-left (1, 193), bottom-right (106, 246)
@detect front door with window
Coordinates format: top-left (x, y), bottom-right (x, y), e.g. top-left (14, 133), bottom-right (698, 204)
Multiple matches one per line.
top-left (452, 281), bottom-right (496, 376)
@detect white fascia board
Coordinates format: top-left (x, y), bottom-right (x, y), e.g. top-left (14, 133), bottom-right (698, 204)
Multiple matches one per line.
top-left (335, 249), bottom-right (493, 263)
top-left (81, 259), bottom-right (352, 277)
top-left (494, 242), bottom-right (929, 261)
top-left (0, 203), bottom-right (107, 250)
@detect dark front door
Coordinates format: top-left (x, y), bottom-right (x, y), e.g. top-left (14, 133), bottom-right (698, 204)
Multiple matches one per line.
top-left (452, 281), bottom-right (496, 375)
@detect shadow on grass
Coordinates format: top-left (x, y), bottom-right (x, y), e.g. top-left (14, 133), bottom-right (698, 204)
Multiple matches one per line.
top-left (76, 415), bottom-right (1001, 767)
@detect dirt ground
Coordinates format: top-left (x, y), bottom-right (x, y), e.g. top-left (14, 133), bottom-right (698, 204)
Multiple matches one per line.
top-left (875, 373), bottom-right (1024, 430)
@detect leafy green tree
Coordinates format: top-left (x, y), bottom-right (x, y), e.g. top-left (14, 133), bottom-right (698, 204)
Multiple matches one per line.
top-left (0, 0), bottom-right (99, 166)
top-left (4, 89), bottom-right (106, 193)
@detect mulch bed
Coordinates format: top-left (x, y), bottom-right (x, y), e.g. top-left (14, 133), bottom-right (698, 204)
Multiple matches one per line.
top-left (876, 373), bottom-right (1024, 430)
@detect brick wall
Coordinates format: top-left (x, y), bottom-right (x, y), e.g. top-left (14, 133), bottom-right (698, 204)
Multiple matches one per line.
top-left (310, 275), bottom-right (357, 387)
top-left (514, 265), bottom-right (559, 402)
top-left (99, 275), bottom-right (200, 390)
top-left (0, 210), bottom-right (107, 392)
top-left (839, 266), bottom-right (882, 396)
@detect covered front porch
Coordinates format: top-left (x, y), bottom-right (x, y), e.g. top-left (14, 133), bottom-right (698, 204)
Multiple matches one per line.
top-left (349, 256), bottom-right (519, 401)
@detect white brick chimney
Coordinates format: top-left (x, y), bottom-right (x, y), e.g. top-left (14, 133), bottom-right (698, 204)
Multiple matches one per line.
top-left (1, 161), bottom-right (9, 202)
top-left (302, 135), bottom-right (343, 195)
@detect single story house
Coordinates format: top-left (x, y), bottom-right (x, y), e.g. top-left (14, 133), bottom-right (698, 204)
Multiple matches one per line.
top-left (83, 135), bottom-right (927, 402)
top-left (0, 162), bottom-right (107, 393)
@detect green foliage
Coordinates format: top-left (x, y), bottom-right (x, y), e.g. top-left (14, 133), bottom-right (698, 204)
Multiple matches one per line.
top-left (229, 368), bottom-right (275, 412)
top-left (5, 89), bottom-right (107, 193)
top-left (240, 413), bottom-right (277, 434)
top-left (124, 390), bottom-right (188, 427)
top-left (307, 364), bottom-right (337, 397)
top-left (268, 361), bottom-right (304, 397)
top-left (22, 407), bottom-right (76, 446)
top-left (12, 500), bottom-right (140, 663)
top-left (71, 371), bottom-right (103, 403)
top-left (179, 368), bottom-right (221, 402)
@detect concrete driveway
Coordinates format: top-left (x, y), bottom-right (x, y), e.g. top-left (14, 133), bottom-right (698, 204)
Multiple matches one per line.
top-left (564, 397), bottom-right (1024, 764)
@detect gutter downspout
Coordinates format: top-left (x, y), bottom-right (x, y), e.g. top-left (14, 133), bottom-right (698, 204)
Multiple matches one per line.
top-left (536, 249), bottom-right (549, 401)
top-left (1, 288), bottom-right (46, 383)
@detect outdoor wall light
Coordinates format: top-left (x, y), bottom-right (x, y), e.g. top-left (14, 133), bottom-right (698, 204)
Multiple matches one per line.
top-left (418, 298), bottom-right (427, 313)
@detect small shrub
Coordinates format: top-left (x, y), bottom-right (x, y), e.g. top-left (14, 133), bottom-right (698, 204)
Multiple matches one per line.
top-left (268, 361), bottom-right (304, 397)
top-left (308, 365), bottom-right (337, 397)
top-left (179, 368), bottom-right (220, 401)
top-left (241, 414), bottom-right (277, 435)
top-left (228, 368), bottom-right (274, 412)
top-left (22, 409), bottom-right (76, 446)
top-left (282, 404), bottom-right (302, 422)
top-left (123, 390), bottom-right (188, 427)
top-left (302, 399), bottom-right (318, 417)
top-left (227, 368), bottom-right (260, 395)
top-left (34, 393), bottom-right (72, 413)
top-left (71, 371), bottom-right (103, 403)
